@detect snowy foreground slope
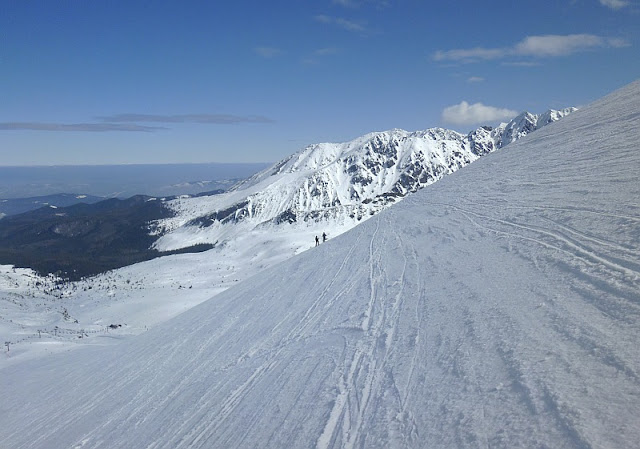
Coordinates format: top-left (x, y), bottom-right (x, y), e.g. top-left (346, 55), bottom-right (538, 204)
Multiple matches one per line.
top-left (1, 81), bottom-right (639, 448)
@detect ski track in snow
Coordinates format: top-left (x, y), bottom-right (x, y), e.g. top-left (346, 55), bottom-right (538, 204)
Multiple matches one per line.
top-left (446, 203), bottom-right (640, 280)
top-left (0, 81), bottom-right (639, 448)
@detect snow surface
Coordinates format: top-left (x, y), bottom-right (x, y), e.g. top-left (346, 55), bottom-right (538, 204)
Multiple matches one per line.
top-left (1, 81), bottom-right (639, 448)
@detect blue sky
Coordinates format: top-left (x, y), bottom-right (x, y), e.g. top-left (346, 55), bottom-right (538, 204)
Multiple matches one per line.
top-left (2, 0), bottom-right (638, 166)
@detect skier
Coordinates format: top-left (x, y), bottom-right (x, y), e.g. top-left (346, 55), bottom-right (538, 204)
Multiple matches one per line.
top-left (322, 232), bottom-right (327, 242)
top-left (315, 235), bottom-right (320, 246)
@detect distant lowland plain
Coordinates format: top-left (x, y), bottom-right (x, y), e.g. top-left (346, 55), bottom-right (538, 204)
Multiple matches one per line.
top-left (0, 162), bottom-right (270, 200)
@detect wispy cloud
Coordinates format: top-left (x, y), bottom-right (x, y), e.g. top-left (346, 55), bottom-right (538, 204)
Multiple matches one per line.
top-left (332, 0), bottom-right (359, 6)
top-left (501, 61), bottom-right (541, 67)
top-left (254, 46), bottom-right (283, 58)
top-left (98, 114), bottom-right (275, 124)
top-left (467, 76), bottom-right (485, 83)
top-left (332, 0), bottom-right (390, 7)
top-left (514, 34), bottom-right (627, 56)
top-left (0, 113), bottom-right (276, 132)
top-left (302, 47), bottom-right (341, 65)
top-left (435, 48), bottom-right (504, 62)
top-left (314, 47), bottom-right (340, 56)
top-left (0, 122), bottom-right (165, 132)
top-left (315, 15), bottom-right (366, 33)
top-left (442, 101), bottom-right (518, 126)
top-left (599, 0), bottom-right (629, 9)
top-left (434, 34), bottom-right (629, 63)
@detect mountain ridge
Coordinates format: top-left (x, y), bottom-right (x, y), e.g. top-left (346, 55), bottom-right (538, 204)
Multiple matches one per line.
top-left (153, 107), bottom-right (576, 251)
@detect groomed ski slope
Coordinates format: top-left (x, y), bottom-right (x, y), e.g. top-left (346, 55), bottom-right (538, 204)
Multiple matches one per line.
top-left (1, 80), bottom-right (639, 448)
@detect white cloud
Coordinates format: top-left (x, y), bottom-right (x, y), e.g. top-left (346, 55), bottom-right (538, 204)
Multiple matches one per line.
top-left (254, 47), bottom-right (283, 58)
top-left (599, 0), bottom-right (629, 9)
top-left (515, 34), bottom-right (608, 57)
top-left (467, 76), bottom-right (485, 83)
top-left (434, 34), bottom-right (629, 63)
top-left (442, 101), bottom-right (518, 126)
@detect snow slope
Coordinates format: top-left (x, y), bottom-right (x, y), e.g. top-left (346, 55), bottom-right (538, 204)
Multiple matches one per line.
top-left (0, 223), bottom-right (317, 367)
top-left (1, 82), bottom-right (638, 448)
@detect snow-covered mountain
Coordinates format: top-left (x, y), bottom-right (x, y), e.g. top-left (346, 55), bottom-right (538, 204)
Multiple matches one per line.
top-left (1, 82), bottom-right (637, 448)
top-left (152, 108), bottom-right (575, 251)
top-left (494, 107), bottom-right (576, 146)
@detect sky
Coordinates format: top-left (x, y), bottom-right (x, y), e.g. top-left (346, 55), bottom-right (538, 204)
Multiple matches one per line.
top-left (1, 0), bottom-right (638, 166)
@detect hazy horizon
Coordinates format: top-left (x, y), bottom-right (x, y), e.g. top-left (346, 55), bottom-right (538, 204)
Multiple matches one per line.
top-left (0, 162), bottom-right (270, 199)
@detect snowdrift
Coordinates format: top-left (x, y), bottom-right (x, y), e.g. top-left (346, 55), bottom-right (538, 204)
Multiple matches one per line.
top-left (1, 81), bottom-right (639, 448)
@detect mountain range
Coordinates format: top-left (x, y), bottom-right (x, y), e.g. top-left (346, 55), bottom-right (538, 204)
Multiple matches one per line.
top-left (0, 193), bottom-right (104, 219)
top-left (152, 107), bottom-right (576, 252)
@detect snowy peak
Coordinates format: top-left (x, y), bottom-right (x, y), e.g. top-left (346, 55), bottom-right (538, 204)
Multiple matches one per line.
top-left (153, 106), bottom-right (574, 251)
top-left (498, 111), bottom-right (538, 145)
top-left (536, 107), bottom-right (578, 127)
top-left (497, 107), bottom-right (577, 146)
